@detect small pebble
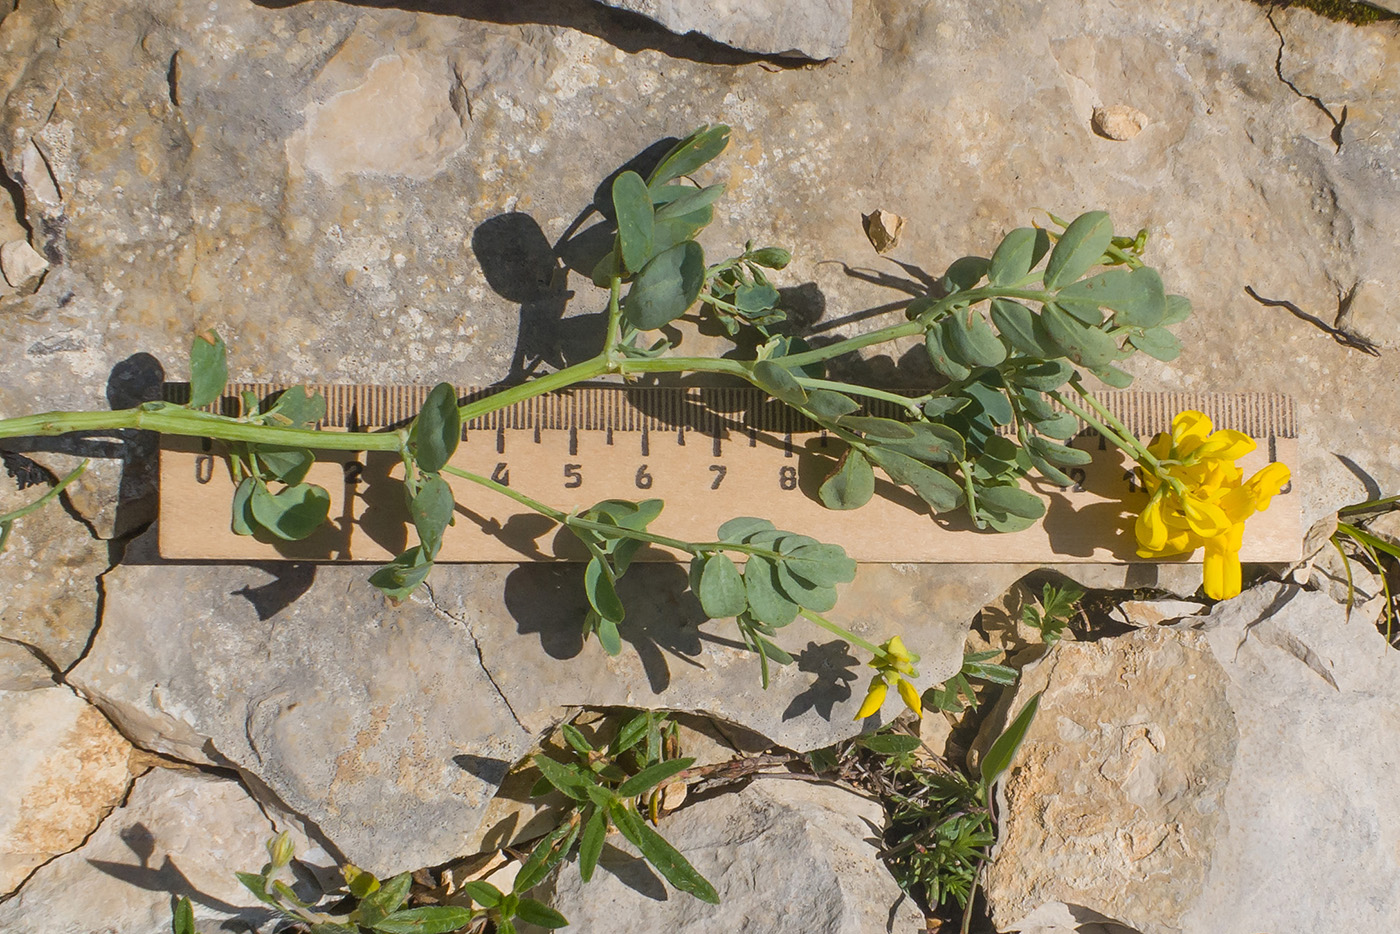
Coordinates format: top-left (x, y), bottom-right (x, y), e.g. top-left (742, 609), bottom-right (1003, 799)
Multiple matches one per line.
top-left (861, 209), bottom-right (904, 254)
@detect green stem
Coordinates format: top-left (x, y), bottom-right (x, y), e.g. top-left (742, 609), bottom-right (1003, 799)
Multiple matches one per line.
top-left (799, 608), bottom-right (886, 659)
top-left (604, 276), bottom-right (624, 366)
top-left (0, 404), bottom-right (405, 451)
top-left (438, 464), bottom-right (787, 560)
top-left (0, 459), bottom-right (89, 551)
top-left (794, 378), bottom-right (922, 414)
top-left (457, 356), bottom-right (612, 422)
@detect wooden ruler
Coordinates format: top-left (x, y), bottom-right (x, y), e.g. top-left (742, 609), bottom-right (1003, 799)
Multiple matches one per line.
top-left (157, 385), bottom-right (1300, 564)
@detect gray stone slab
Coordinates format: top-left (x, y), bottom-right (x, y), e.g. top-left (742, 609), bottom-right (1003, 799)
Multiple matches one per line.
top-left (594, 0), bottom-right (852, 59)
top-left (985, 583), bottom-right (1400, 934)
top-left (521, 778), bottom-right (924, 933)
top-left (68, 549), bottom-right (534, 876)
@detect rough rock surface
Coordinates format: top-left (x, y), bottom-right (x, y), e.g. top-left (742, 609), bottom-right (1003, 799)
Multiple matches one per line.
top-left (0, 686), bottom-right (133, 894)
top-left (985, 583), bottom-right (1400, 934)
top-left (0, 472), bottom-right (108, 671)
top-left (522, 779), bottom-right (923, 933)
top-left (0, 640), bottom-right (54, 691)
top-left (596, 0), bottom-right (852, 59)
top-left (429, 560), bottom-right (988, 751)
top-left (68, 552), bottom-right (536, 876)
top-left (0, 766), bottom-right (331, 934)
top-left (0, 0), bottom-right (1395, 530)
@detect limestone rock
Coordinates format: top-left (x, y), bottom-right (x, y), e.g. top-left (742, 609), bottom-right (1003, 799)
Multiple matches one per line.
top-left (0, 472), bottom-right (107, 672)
top-left (0, 239), bottom-right (45, 288)
top-left (0, 686), bottom-right (133, 894)
top-left (0, 640), bottom-right (53, 691)
top-left (428, 561), bottom-right (1005, 753)
top-left (1090, 105), bottom-right (1148, 141)
top-left (0, 766), bottom-right (331, 934)
top-left (68, 550), bottom-right (535, 876)
top-left (594, 0), bottom-right (852, 59)
top-left (861, 208), bottom-right (904, 253)
top-left (522, 779), bottom-right (923, 933)
top-left (985, 583), bottom-right (1400, 934)
top-left (1108, 598), bottom-right (1208, 627)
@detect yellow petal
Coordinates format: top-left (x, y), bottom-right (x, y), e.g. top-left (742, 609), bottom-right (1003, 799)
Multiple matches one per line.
top-left (896, 677), bottom-right (924, 719)
top-left (1135, 493), bottom-right (1170, 552)
top-left (1245, 462), bottom-right (1291, 510)
top-left (1195, 429), bottom-right (1255, 463)
top-left (855, 678), bottom-right (888, 720)
top-left (1202, 532), bottom-right (1243, 600)
top-left (1147, 432), bottom-right (1173, 461)
top-left (1183, 495), bottom-right (1232, 539)
top-left (1171, 411), bottom-right (1212, 457)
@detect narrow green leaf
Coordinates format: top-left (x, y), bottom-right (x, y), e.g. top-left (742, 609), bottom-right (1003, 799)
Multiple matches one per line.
top-left (235, 872), bottom-right (279, 909)
top-left (171, 896), bottom-right (195, 934)
top-left (533, 753), bottom-right (591, 800)
top-left (624, 241), bottom-right (706, 330)
top-left (359, 872), bottom-right (412, 927)
top-left (584, 556), bottom-right (625, 623)
top-left (343, 864), bottom-right (381, 899)
top-left (751, 360), bottom-right (808, 406)
top-left (819, 448), bottom-right (875, 510)
top-left (697, 554), bottom-right (748, 618)
top-left (188, 330), bottom-right (228, 409)
top-left (612, 170), bottom-right (654, 275)
top-left (867, 448), bottom-right (964, 513)
top-left (514, 899), bottom-right (569, 929)
top-left (1043, 211), bottom-right (1113, 288)
top-left (514, 820), bottom-right (578, 893)
top-left (981, 692), bottom-right (1042, 792)
top-left (609, 802), bottom-right (719, 904)
top-left (560, 723), bottom-right (595, 755)
top-left (578, 807), bottom-right (609, 882)
top-left (744, 556), bottom-right (799, 627)
top-left (989, 298), bottom-right (1054, 357)
top-left (409, 383), bottom-right (462, 474)
top-left (647, 124), bottom-right (730, 188)
top-left (858, 733), bottom-right (922, 756)
top-left (461, 881), bottom-right (503, 908)
top-left (409, 474), bottom-right (455, 560)
top-left (617, 757), bottom-right (694, 797)
top-left (987, 227), bottom-right (1048, 286)
top-left (249, 481), bottom-right (331, 541)
top-left (804, 389), bottom-right (860, 418)
top-left (371, 907), bottom-right (474, 934)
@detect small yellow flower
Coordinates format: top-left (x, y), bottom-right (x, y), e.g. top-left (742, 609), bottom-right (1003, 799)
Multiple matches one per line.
top-left (855, 635), bottom-right (923, 720)
top-left (1134, 411), bottom-right (1290, 601)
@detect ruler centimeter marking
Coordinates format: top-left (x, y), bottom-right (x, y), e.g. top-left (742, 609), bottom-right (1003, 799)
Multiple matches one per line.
top-left (157, 385), bottom-right (1300, 564)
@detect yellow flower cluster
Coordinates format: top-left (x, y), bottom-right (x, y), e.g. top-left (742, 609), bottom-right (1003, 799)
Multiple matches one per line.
top-left (1134, 411), bottom-right (1290, 600)
top-left (855, 635), bottom-right (922, 720)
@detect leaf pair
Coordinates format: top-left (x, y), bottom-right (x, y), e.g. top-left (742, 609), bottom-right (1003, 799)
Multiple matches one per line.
top-left (371, 383), bottom-right (462, 603)
top-left (606, 126), bottom-right (732, 331)
top-left (573, 498), bottom-right (665, 655)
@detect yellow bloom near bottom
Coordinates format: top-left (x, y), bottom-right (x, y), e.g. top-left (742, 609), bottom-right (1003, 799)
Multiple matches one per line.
top-left (855, 635), bottom-right (922, 720)
top-left (1134, 411), bottom-right (1290, 600)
